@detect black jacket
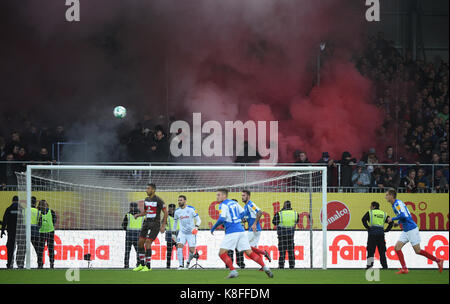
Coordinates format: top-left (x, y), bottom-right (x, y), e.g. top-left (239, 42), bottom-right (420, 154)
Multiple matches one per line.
top-left (1, 202), bottom-right (22, 232)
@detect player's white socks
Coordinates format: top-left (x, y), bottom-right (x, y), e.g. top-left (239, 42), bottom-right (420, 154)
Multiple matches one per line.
top-left (177, 248), bottom-right (184, 267)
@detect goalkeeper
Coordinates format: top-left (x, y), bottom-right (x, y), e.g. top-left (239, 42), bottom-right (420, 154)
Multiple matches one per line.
top-left (172, 195), bottom-right (201, 269)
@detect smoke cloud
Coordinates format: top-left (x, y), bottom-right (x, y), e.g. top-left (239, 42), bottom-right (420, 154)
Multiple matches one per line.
top-left (0, 0), bottom-right (384, 162)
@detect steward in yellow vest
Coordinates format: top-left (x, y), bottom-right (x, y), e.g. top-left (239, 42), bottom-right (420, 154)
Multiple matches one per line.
top-left (37, 200), bottom-right (56, 269)
top-left (122, 202), bottom-right (144, 268)
top-left (271, 200), bottom-right (299, 269)
top-left (30, 196), bottom-right (39, 255)
top-left (361, 201), bottom-right (393, 269)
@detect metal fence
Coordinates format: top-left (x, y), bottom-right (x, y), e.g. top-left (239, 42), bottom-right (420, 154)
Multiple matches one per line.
top-left (0, 161), bottom-right (448, 193)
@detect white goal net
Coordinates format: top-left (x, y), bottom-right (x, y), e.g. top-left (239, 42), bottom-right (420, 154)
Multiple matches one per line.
top-left (15, 165), bottom-right (327, 270)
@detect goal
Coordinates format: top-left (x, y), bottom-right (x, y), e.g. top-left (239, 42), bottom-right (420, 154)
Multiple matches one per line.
top-left (15, 165), bottom-right (327, 270)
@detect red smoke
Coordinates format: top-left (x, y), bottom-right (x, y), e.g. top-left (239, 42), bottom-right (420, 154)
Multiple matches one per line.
top-left (2, 0), bottom-right (386, 163)
top-left (165, 0), bottom-right (384, 162)
top-left (284, 62), bottom-right (383, 161)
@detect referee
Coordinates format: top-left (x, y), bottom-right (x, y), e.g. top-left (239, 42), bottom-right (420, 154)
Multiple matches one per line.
top-left (361, 201), bottom-right (393, 269)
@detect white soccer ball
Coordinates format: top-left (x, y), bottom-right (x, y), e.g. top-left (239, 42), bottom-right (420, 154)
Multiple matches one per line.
top-left (113, 106), bottom-right (127, 119)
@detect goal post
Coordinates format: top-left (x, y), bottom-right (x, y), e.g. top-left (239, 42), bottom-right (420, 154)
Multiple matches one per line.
top-left (18, 165), bottom-right (327, 270)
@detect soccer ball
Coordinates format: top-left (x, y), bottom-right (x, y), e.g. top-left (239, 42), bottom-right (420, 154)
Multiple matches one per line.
top-left (113, 106), bottom-right (127, 119)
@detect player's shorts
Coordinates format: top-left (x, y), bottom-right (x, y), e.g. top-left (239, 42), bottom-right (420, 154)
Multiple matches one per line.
top-left (140, 219), bottom-right (160, 240)
top-left (176, 232), bottom-right (196, 248)
top-left (220, 231), bottom-right (251, 252)
top-left (247, 230), bottom-right (261, 247)
top-left (398, 227), bottom-right (421, 246)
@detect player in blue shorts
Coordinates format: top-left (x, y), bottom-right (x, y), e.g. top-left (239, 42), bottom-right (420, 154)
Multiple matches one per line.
top-left (385, 188), bottom-right (443, 274)
top-left (211, 188), bottom-right (273, 279)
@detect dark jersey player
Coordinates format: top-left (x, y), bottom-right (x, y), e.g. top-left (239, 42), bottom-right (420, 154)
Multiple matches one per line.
top-left (133, 183), bottom-right (168, 272)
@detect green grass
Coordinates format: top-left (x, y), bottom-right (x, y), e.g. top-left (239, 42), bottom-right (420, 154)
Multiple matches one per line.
top-left (0, 269), bottom-right (448, 284)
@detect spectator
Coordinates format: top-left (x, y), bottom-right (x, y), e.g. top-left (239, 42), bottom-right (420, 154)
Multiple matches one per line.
top-left (437, 139), bottom-right (448, 155)
top-left (11, 145), bottom-right (20, 159)
top-left (370, 167), bottom-right (385, 190)
top-left (351, 161), bottom-right (371, 193)
top-left (437, 105), bottom-right (449, 123)
top-left (54, 125), bottom-right (67, 143)
top-left (434, 169), bottom-right (449, 193)
top-left (366, 148), bottom-right (379, 174)
top-left (5, 132), bottom-right (22, 154)
top-left (441, 151), bottom-right (449, 166)
top-left (16, 147), bottom-right (29, 172)
top-left (401, 169), bottom-right (417, 193)
top-left (383, 166), bottom-right (400, 189)
top-left (416, 168), bottom-right (430, 192)
top-left (150, 127), bottom-right (169, 162)
top-left (340, 151), bottom-right (356, 187)
top-left (382, 146), bottom-right (397, 164)
top-left (317, 152), bottom-right (337, 187)
top-left (0, 154), bottom-right (20, 187)
top-left (39, 126), bottom-right (54, 149)
top-left (23, 125), bottom-right (40, 157)
top-left (431, 153), bottom-right (441, 165)
top-left (294, 150), bottom-right (309, 164)
top-left (419, 147), bottom-right (433, 165)
top-left (430, 153), bottom-right (446, 174)
top-left (37, 147), bottom-right (52, 163)
top-left (127, 124), bottom-right (153, 162)
top-left (16, 147), bottom-right (29, 162)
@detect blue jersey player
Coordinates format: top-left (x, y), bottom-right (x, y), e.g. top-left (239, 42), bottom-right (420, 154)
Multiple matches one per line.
top-left (241, 190), bottom-right (271, 264)
top-left (211, 188), bottom-right (273, 279)
top-left (385, 188), bottom-right (443, 274)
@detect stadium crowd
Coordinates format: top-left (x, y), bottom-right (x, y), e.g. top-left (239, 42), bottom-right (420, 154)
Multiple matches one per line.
top-left (0, 33), bottom-right (448, 192)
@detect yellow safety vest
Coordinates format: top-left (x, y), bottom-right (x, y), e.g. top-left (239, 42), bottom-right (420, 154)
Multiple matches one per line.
top-left (30, 207), bottom-right (38, 226)
top-left (39, 210), bottom-right (54, 233)
top-left (279, 210), bottom-right (298, 227)
top-left (127, 213), bottom-right (144, 230)
top-left (166, 215), bottom-right (180, 231)
top-left (369, 209), bottom-right (386, 228)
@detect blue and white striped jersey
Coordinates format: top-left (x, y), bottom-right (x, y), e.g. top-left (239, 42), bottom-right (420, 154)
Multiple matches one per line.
top-left (218, 199), bottom-right (245, 234)
top-left (243, 200), bottom-right (262, 231)
top-left (392, 199), bottom-right (417, 232)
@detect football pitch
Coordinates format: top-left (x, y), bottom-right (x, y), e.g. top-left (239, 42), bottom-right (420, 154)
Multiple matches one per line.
top-left (0, 269), bottom-right (448, 284)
